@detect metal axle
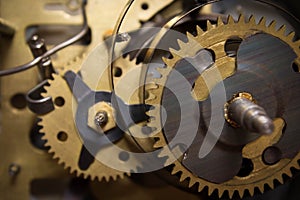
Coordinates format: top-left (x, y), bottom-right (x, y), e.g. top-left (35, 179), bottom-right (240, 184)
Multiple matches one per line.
top-left (225, 93), bottom-right (274, 135)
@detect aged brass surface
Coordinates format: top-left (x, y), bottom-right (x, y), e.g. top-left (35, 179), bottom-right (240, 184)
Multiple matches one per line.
top-left (1, 0), bottom-right (300, 199)
top-left (0, 0), bottom-right (171, 198)
top-left (39, 47), bottom-right (151, 180)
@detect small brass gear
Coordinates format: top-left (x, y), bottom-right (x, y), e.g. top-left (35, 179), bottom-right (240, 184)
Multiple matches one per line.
top-left (39, 55), bottom-right (142, 181)
top-left (147, 15), bottom-right (300, 198)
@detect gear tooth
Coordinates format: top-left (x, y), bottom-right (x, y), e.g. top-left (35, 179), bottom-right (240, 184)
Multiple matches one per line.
top-left (158, 147), bottom-right (173, 165)
top-left (145, 110), bottom-right (152, 117)
top-left (169, 47), bottom-right (179, 56)
top-left (268, 181), bottom-right (275, 189)
top-left (257, 185), bottom-right (264, 194)
top-left (149, 103), bottom-right (160, 115)
top-left (63, 164), bottom-right (69, 171)
top-left (285, 168), bottom-right (293, 177)
top-left (147, 119), bottom-right (157, 130)
top-left (69, 167), bottom-right (75, 175)
top-left (239, 190), bottom-right (245, 199)
top-left (104, 175), bottom-right (110, 182)
top-left (227, 15), bottom-right (235, 24)
top-left (287, 31), bottom-right (295, 41)
top-left (217, 16), bottom-right (223, 26)
top-left (153, 138), bottom-right (165, 148)
top-left (197, 183), bottom-right (205, 192)
top-left (118, 173), bottom-right (125, 179)
top-left (40, 127), bottom-right (45, 134)
top-left (186, 31), bottom-right (195, 41)
top-left (238, 14), bottom-right (246, 24)
top-left (145, 82), bottom-right (158, 90)
top-left (41, 134), bottom-right (47, 140)
top-left (217, 188), bottom-right (224, 198)
top-left (40, 92), bottom-right (48, 98)
top-left (276, 175), bottom-right (284, 184)
top-left (112, 175), bottom-right (118, 181)
top-left (48, 148), bottom-right (55, 154)
top-left (52, 153), bottom-right (59, 159)
top-left (207, 186), bottom-right (215, 196)
top-left (188, 178), bottom-right (196, 188)
top-left (57, 158), bottom-right (64, 165)
top-left (207, 20), bottom-right (214, 29)
top-left (278, 24), bottom-right (287, 35)
top-left (294, 40), bottom-right (300, 48)
top-left (37, 120), bottom-right (44, 127)
top-left (228, 190), bottom-right (235, 199)
top-left (196, 26), bottom-right (205, 35)
top-left (248, 188), bottom-right (255, 196)
top-left (94, 176), bottom-right (101, 182)
top-left (248, 15), bottom-right (256, 24)
top-left (123, 54), bottom-right (131, 61)
top-left (177, 39), bottom-right (186, 49)
top-left (98, 175), bottom-right (104, 182)
top-left (268, 20), bottom-right (277, 30)
top-left (258, 17), bottom-right (267, 27)
top-left (74, 170), bottom-right (80, 177)
top-left (42, 82), bottom-right (50, 92)
top-left (44, 141), bottom-right (51, 148)
top-left (120, 173), bottom-right (126, 179)
top-left (90, 175), bottom-right (96, 181)
top-left (77, 171), bottom-right (83, 178)
top-left (117, 174), bottom-right (123, 180)
top-left (83, 173), bottom-right (89, 179)
top-left (179, 172), bottom-right (188, 182)
top-left (147, 92), bottom-right (157, 101)
top-left (63, 164), bottom-right (69, 170)
top-left (165, 155), bottom-right (175, 166)
top-left (172, 164), bottom-right (181, 174)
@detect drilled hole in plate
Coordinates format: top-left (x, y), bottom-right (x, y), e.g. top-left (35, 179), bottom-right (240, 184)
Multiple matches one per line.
top-left (113, 67), bottom-right (122, 77)
top-left (225, 36), bottom-right (243, 57)
top-left (141, 3), bottom-right (149, 10)
top-left (292, 62), bottom-right (299, 72)
top-left (10, 93), bottom-right (27, 109)
top-left (54, 97), bottom-right (65, 107)
top-left (57, 131), bottom-right (68, 142)
top-left (237, 158), bottom-right (253, 177)
top-left (263, 146), bottom-right (282, 165)
top-left (119, 151), bottom-right (130, 162)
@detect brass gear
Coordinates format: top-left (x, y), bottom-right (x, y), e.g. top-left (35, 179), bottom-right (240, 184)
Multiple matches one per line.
top-left (39, 55), bottom-right (142, 181)
top-left (146, 15), bottom-right (300, 198)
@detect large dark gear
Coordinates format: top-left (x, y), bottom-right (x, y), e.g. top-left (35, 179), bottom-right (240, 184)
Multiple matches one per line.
top-left (147, 15), bottom-right (300, 198)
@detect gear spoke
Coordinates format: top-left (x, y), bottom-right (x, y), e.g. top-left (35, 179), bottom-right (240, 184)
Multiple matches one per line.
top-left (64, 70), bottom-right (93, 103)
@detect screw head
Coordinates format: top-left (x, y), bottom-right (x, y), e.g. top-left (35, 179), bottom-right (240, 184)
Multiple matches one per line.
top-left (8, 163), bottom-right (20, 176)
top-left (94, 111), bottom-right (108, 127)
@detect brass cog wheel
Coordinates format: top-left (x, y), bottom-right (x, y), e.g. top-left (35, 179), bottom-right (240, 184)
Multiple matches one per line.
top-left (147, 15), bottom-right (300, 198)
top-left (39, 55), bottom-right (142, 181)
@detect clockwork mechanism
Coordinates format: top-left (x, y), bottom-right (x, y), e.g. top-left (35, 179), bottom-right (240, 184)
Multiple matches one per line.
top-left (1, 0), bottom-right (300, 199)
